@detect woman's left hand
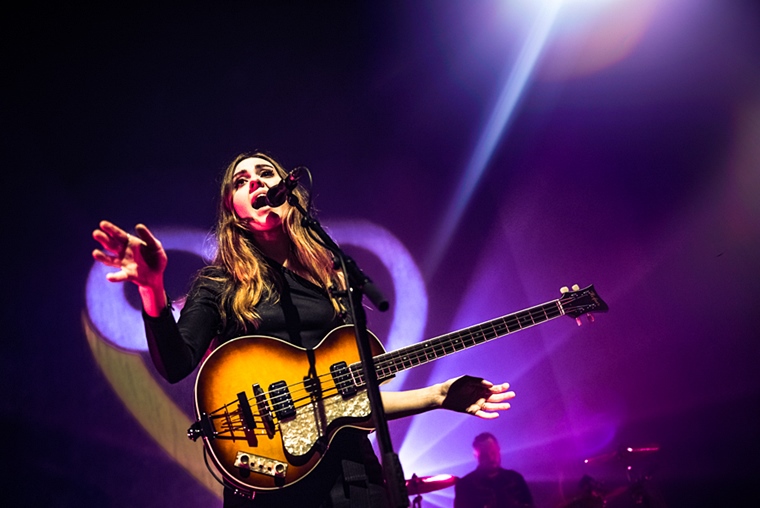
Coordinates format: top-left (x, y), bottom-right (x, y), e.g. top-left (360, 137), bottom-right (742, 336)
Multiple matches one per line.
top-left (440, 375), bottom-right (515, 419)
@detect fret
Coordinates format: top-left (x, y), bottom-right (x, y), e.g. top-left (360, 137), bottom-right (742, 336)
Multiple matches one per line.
top-left (348, 297), bottom-right (572, 383)
top-left (485, 322), bottom-right (500, 339)
top-left (422, 345), bottom-right (432, 362)
top-left (492, 321), bottom-right (508, 336)
top-left (505, 315), bottom-right (521, 333)
top-left (480, 324), bottom-right (494, 343)
top-left (349, 364), bottom-right (360, 387)
top-left (353, 373), bottom-right (364, 387)
top-left (516, 311), bottom-right (532, 328)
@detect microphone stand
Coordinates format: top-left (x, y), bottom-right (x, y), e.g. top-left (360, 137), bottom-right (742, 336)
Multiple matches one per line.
top-left (287, 193), bottom-right (409, 508)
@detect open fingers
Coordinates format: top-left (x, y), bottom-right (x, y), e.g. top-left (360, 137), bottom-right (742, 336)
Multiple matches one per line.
top-left (99, 220), bottom-right (129, 242)
top-left (92, 231), bottom-right (124, 255)
top-left (134, 223), bottom-right (160, 250)
top-left (473, 400), bottom-right (513, 419)
top-left (486, 390), bottom-right (516, 403)
top-left (470, 393), bottom-right (514, 419)
top-left (92, 248), bottom-right (120, 267)
top-left (91, 247), bottom-right (130, 283)
top-left (105, 269), bottom-right (129, 283)
top-left (94, 220), bottom-right (130, 253)
top-left (470, 380), bottom-right (515, 419)
top-left (485, 381), bottom-right (511, 394)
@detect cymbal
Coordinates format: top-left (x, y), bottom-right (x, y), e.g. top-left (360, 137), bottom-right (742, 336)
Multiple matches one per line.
top-left (584, 445), bottom-right (660, 465)
top-left (406, 474), bottom-right (458, 495)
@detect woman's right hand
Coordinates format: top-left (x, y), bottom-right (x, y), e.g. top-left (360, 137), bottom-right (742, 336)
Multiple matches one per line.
top-left (92, 220), bottom-right (168, 289)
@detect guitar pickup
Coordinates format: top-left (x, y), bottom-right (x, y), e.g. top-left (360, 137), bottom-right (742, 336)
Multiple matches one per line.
top-left (234, 451), bottom-right (287, 478)
top-left (303, 374), bottom-right (321, 395)
top-left (330, 361), bottom-right (357, 397)
top-left (269, 381), bottom-right (296, 421)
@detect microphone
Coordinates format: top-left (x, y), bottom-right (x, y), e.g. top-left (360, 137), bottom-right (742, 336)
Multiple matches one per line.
top-left (266, 167), bottom-right (304, 207)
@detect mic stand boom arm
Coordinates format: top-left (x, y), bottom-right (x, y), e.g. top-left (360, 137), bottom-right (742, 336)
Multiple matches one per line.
top-left (287, 195), bottom-right (409, 508)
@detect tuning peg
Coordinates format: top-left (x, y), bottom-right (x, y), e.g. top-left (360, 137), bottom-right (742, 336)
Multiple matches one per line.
top-left (560, 286), bottom-right (569, 294)
top-left (571, 284), bottom-right (580, 291)
top-left (576, 317), bottom-right (583, 327)
top-left (587, 313), bottom-right (595, 323)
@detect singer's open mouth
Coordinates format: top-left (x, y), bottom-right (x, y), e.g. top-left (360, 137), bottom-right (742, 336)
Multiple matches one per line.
top-left (252, 195), bottom-right (268, 209)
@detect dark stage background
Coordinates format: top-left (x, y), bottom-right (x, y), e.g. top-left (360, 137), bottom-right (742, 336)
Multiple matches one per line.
top-left (3, 1), bottom-right (759, 507)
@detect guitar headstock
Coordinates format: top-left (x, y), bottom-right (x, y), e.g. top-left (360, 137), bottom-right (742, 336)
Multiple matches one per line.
top-left (558, 284), bottom-right (609, 322)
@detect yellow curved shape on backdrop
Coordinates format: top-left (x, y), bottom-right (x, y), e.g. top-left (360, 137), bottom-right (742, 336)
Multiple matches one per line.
top-left (83, 312), bottom-right (222, 499)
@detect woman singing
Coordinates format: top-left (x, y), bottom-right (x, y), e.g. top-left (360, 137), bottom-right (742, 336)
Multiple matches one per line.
top-left (92, 152), bottom-right (515, 507)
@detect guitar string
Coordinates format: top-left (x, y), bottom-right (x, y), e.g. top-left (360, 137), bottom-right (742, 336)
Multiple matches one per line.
top-left (215, 299), bottom-right (569, 417)
top-left (352, 300), bottom-right (567, 385)
top-left (213, 294), bottom-right (592, 415)
top-left (211, 309), bottom-right (544, 430)
top-left (353, 301), bottom-right (566, 384)
top-left (208, 297), bottom-right (596, 432)
top-left (214, 299), bottom-right (571, 414)
top-left (210, 383), bottom-right (348, 432)
top-left (214, 310), bottom-right (529, 427)
top-left (311, 301), bottom-right (563, 390)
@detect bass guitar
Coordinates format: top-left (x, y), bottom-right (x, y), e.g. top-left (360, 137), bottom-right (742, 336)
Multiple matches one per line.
top-left (188, 284), bottom-right (607, 495)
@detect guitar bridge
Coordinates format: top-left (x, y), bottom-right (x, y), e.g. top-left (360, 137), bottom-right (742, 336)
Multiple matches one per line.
top-left (233, 451), bottom-right (288, 478)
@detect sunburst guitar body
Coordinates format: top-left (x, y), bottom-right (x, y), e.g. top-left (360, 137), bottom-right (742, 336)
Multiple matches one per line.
top-left (189, 284), bottom-right (608, 496)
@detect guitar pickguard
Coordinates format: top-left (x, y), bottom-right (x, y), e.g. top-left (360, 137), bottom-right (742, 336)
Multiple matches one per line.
top-left (281, 390), bottom-right (372, 456)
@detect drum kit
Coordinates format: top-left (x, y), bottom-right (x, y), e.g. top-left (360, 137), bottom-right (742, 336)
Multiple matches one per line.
top-left (562, 445), bottom-right (665, 508)
top-left (403, 445), bottom-right (664, 507)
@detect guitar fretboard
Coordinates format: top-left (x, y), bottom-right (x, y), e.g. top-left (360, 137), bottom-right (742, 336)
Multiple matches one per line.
top-left (347, 299), bottom-right (564, 387)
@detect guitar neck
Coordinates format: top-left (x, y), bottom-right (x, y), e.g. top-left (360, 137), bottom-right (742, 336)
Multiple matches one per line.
top-left (348, 298), bottom-right (565, 387)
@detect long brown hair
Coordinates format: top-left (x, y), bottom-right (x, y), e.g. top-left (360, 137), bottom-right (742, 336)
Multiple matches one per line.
top-left (204, 152), bottom-right (341, 331)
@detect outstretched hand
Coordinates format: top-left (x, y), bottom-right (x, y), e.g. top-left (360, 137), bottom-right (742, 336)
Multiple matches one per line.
top-left (440, 375), bottom-right (515, 419)
top-left (92, 220), bottom-right (167, 288)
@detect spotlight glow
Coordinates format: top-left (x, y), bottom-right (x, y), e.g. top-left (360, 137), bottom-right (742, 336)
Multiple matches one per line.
top-left (425, 1), bottom-right (562, 278)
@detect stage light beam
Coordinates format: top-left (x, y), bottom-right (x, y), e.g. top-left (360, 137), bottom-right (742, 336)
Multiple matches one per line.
top-left (425, 1), bottom-right (563, 279)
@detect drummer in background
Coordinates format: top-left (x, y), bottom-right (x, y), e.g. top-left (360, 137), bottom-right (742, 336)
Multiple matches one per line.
top-left (454, 432), bottom-right (534, 508)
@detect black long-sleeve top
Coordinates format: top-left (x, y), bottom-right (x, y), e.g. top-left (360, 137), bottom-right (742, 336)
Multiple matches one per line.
top-left (143, 263), bottom-right (345, 383)
top-left (141, 263), bottom-right (385, 508)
